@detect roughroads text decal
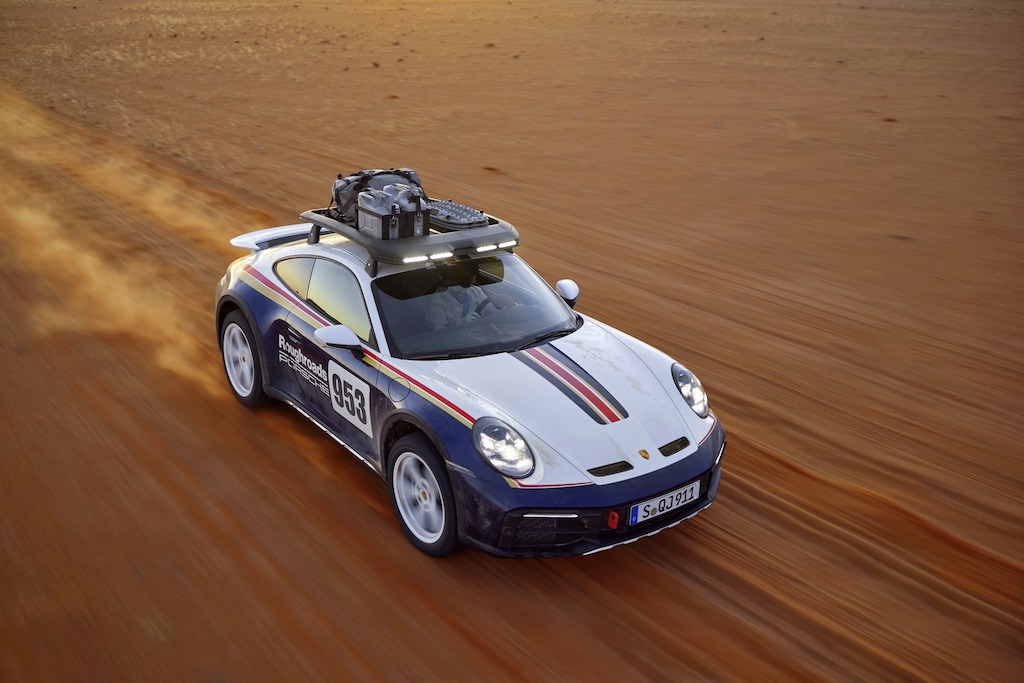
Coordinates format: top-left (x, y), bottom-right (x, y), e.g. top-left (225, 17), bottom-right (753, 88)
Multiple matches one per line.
top-left (278, 334), bottom-right (329, 396)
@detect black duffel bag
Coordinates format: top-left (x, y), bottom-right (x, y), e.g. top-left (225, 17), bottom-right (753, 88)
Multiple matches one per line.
top-left (331, 168), bottom-right (425, 222)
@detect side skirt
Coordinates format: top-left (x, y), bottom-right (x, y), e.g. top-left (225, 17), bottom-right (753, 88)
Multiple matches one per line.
top-left (285, 400), bottom-right (384, 478)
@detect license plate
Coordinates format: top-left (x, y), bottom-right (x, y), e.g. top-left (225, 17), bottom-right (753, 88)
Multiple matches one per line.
top-left (629, 479), bottom-right (701, 525)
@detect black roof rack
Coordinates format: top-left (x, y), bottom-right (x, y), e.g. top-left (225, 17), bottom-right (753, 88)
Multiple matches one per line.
top-left (300, 208), bottom-right (520, 266)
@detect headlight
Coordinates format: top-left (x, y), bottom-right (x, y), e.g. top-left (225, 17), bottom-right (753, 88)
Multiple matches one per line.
top-left (672, 363), bottom-right (709, 418)
top-left (472, 417), bottom-right (535, 478)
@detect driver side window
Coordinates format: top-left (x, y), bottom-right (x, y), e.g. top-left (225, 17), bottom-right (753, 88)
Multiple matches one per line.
top-left (306, 259), bottom-right (376, 346)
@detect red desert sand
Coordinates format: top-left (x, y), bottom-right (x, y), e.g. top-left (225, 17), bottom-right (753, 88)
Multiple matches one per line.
top-left (1, 1), bottom-right (1021, 680)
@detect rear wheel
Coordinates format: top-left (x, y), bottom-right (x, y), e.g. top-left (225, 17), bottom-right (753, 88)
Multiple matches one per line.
top-left (388, 434), bottom-right (460, 557)
top-left (221, 310), bottom-right (267, 407)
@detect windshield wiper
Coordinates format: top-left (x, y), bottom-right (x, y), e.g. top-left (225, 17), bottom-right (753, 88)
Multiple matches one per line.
top-left (406, 351), bottom-right (484, 361)
top-left (513, 325), bottom-right (577, 351)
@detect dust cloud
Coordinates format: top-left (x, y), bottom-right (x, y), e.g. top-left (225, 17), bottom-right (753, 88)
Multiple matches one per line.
top-left (0, 185), bottom-right (223, 396)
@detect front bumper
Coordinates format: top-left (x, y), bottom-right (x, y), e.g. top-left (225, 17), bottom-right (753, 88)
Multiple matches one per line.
top-left (452, 421), bottom-right (726, 557)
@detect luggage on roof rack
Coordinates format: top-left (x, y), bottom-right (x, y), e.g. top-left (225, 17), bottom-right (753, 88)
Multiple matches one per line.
top-left (332, 168), bottom-right (424, 222)
top-left (314, 170), bottom-right (520, 270)
top-left (328, 168), bottom-right (501, 237)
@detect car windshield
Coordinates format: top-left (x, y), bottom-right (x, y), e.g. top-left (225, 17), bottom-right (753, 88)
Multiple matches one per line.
top-left (371, 252), bottom-right (580, 359)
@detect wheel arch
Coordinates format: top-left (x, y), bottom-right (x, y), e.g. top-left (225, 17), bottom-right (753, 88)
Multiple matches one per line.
top-left (216, 294), bottom-right (271, 395)
top-left (217, 294), bottom-right (254, 346)
top-left (379, 412), bottom-right (454, 479)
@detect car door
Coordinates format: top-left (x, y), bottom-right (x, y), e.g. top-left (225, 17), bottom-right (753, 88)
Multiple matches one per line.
top-left (286, 257), bottom-right (384, 465)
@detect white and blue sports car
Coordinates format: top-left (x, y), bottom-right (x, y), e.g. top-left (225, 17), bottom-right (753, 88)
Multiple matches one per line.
top-left (216, 170), bottom-right (725, 557)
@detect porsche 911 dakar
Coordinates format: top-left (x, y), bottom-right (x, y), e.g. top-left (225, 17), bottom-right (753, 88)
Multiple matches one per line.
top-left (215, 169), bottom-right (726, 556)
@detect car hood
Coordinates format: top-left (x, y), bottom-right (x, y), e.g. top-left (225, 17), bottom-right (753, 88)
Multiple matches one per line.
top-left (405, 321), bottom-right (704, 485)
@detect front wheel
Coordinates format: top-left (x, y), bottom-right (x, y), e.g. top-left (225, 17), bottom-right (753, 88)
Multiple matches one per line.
top-left (388, 434), bottom-right (460, 557)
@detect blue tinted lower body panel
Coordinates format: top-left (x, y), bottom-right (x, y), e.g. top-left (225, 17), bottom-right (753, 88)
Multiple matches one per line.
top-left (450, 422), bottom-right (726, 557)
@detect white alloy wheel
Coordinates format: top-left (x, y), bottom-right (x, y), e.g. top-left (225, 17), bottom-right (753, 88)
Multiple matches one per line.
top-left (394, 451), bottom-right (446, 544)
top-left (223, 322), bottom-right (255, 397)
top-left (220, 310), bottom-right (266, 407)
top-left (387, 434), bottom-right (460, 556)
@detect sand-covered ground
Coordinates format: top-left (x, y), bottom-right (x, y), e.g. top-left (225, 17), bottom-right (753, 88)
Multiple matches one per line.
top-left (1, 0), bottom-right (1022, 680)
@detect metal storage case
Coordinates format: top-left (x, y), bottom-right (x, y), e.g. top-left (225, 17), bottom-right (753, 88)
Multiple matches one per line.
top-left (356, 184), bottom-right (429, 240)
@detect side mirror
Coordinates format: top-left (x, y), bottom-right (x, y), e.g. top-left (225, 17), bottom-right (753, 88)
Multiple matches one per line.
top-left (555, 279), bottom-right (580, 308)
top-left (314, 325), bottom-right (363, 354)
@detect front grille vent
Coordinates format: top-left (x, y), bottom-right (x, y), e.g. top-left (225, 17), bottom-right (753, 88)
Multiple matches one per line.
top-left (659, 436), bottom-right (690, 457)
top-left (587, 461), bottom-right (634, 477)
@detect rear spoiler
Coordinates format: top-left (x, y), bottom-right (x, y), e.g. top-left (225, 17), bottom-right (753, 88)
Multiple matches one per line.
top-left (229, 223), bottom-right (311, 252)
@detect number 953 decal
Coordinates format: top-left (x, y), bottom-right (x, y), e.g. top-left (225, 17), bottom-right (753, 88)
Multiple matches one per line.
top-left (328, 361), bottom-right (372, 437)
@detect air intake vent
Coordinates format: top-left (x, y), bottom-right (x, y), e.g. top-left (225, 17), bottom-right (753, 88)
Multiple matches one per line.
top-left (659, 436), bottom-right (690, 457)
top-left (587, 461), bottom-right (634, 477)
